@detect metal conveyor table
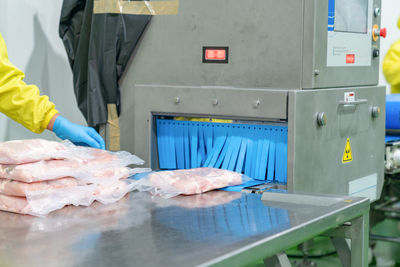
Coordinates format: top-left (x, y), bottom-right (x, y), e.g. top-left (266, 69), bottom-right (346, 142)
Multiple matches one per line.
top-left (0, 190), bottom-right (369, 267)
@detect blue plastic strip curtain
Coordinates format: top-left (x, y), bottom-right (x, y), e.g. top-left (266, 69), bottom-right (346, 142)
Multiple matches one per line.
top-left (156, 119), bottom-right (288, 184)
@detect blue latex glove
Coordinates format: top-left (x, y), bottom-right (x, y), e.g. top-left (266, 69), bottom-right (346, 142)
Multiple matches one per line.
top-left (52, 115), bottom-right (105, 150)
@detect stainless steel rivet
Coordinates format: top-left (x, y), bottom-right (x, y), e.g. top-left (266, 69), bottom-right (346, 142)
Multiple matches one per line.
top-left (212, 99), bottom-right (219, 106)
top-left (174, 97), bottom-right (180, 104)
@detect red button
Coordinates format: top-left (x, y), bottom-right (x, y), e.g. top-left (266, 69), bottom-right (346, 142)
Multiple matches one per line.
top-left (380, 28), bottom-right (387, 38)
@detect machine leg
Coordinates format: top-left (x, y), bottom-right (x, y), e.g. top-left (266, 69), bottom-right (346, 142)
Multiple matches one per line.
top-left (327, 212), bottom-right (369, 267)
top-left (331, 237), bottom-right (351, 266)
top-left (350, 213), bottom-right (369, 267)
top-left (264, 252), bottom-right (292, 267)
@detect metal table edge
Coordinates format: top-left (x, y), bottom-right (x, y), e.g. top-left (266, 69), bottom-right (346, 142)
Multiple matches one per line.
top-left (199, 197), bottom-right (370, 267)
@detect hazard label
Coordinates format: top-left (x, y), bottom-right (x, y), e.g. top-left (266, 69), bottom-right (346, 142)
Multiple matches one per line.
top-left (342, 138), bottom-right (353, 163)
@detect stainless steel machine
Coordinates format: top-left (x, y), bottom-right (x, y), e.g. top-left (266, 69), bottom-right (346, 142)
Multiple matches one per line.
top-left (119, 0), bottom-right (386, 201)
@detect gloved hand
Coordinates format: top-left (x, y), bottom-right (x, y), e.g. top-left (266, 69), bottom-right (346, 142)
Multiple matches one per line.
top-left (52, 115), bottom-right (105, 150)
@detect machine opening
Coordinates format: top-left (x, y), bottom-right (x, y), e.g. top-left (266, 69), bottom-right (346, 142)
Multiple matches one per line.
top-left (154, 116), bottom-right (288, 185)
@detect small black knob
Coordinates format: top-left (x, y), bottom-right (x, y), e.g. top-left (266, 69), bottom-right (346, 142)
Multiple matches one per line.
top-left (373, 49), bottom-right (380, 58)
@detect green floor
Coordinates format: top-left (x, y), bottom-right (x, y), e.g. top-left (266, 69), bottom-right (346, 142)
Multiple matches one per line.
top-left (246, 219), bottom-right (400, 267)
top-left (370, 219), bottom-right (400, 267)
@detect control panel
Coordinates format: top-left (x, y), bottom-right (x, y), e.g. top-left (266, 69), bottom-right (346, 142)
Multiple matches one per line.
top-left (326, 0), bottom-right (386, 67)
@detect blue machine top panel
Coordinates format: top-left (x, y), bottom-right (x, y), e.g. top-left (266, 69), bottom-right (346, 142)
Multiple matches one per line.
top-left (385, 135), bottom-right (400, 143)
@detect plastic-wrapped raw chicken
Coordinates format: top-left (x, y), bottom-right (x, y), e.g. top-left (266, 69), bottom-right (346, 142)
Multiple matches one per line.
top-left (0, 139), bottom-right (73, 164)
top-left (0, 177), bottom-right (78, 197)
top-left (0, 167), bottom-right (142, 197)
top-left (133, 168), bottom-right (249, 198)
top-left (0, 139), bottom-right (150, 216)
top-left (0, 179), bottom-right (136, 216)
top-left (0, 144), bottom-right (145, 183)
top-left (25, 179), bottom-right (137, 216)
top-left (0, 159), bottom-right (146, 183)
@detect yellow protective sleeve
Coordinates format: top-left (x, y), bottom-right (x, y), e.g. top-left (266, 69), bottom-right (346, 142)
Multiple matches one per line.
top-left (0, 34), bottom-right (58, 133)
top-left (383, 39), bottom-right (400, 94)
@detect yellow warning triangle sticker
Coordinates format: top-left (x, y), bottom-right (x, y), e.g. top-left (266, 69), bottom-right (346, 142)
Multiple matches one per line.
top-left (342, 138), bottom-right (353, 163)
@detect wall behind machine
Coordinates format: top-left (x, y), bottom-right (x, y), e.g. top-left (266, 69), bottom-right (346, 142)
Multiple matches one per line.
top-left (0, 1), bottom-right (398, 141)
top-left (0, 0), bottom-right (86, 142)
top-left (379, 0), bottom-right (400, 93)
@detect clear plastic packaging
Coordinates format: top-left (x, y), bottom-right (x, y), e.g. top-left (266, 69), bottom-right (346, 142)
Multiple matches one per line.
top-left (25, 179), bottom-right (136, 216)
top-left (133, 167), bottom-right (249, 199)
top-left (0, 141), bottom-right (145, 183)
top-left (0, 167), bottom-right (152, 197)
top-left (0, 139), bottom-right (74, 164)
top-left (0, 139), bottom-right (151, 216)
top-left (0, 194), bottom-right (31, 215)
top-left (0, 177), bottom-right (79, 197)
top-left (0, 178), bottom-right (137, 216)
top-left (0, 165), bottom-right (150, 216)
top-left (62, 140), bottom-right (145, 166)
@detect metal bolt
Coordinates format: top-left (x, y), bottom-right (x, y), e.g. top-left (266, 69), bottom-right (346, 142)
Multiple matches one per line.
top-left (314, 69), bottom-right (320, 76)
top-left (212, 99), bottom-right (219, 106)
top-left (374, 7), bottom-right (381, 17)
top-left (316, 112), bottom-right (327, 127)
top-left (253, 99), bottom-right (261, 108)
top-left (174, 97), bottom-right (180, 104)
top-left (371, 106), bottom-right (380, 118)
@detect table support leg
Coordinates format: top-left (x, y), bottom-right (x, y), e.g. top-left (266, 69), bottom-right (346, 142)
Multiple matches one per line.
top-left (326, 211), bottom-right (369, 267)
top-left (264, 252), bottom-right (292, 267)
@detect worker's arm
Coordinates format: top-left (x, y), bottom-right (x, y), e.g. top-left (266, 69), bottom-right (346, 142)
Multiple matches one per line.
top-left (0, 34), bottom-right (105, 149)
top-left (383, 40), bottom-right (400, 88)
top-left (0, 34), bottom-right (58, 133)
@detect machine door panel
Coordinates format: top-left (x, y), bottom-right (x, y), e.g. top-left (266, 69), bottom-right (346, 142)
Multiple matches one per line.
top-left (289, 86), bottom-right (385, 200)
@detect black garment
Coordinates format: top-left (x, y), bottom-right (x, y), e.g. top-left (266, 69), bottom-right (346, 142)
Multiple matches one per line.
top-left (59, 0), bottom-right (151, 127)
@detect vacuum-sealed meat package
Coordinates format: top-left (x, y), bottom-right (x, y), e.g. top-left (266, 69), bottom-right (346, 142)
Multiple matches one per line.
top-left (0, 142), bottom-right (145, 182)
top-left (133, 168), bottom-right (248, 198)
top-left (25, 179), bottom-right (136, 216)
top-left (0, 160), bottom-right (145, 183)
top-left (0, 179), bottom-right (135, 216)
top-left (0, 194), bottom-right (32, 214)
top-left (0, 139), bottom-right (151, 216)
top-left (0, 177), bottom-right (78, 197)
top-left (0, 139), bottom-right (72, 164)
top-left (0, 138), bottom-right (144, 167)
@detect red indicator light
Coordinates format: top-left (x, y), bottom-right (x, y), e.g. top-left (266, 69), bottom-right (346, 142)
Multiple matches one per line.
top-left (349, 93), bottom-right (354, 96)
top-left (205, 49), bottom-right (226, 60)
top-left (346, 54), bottom-right (355, 64)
